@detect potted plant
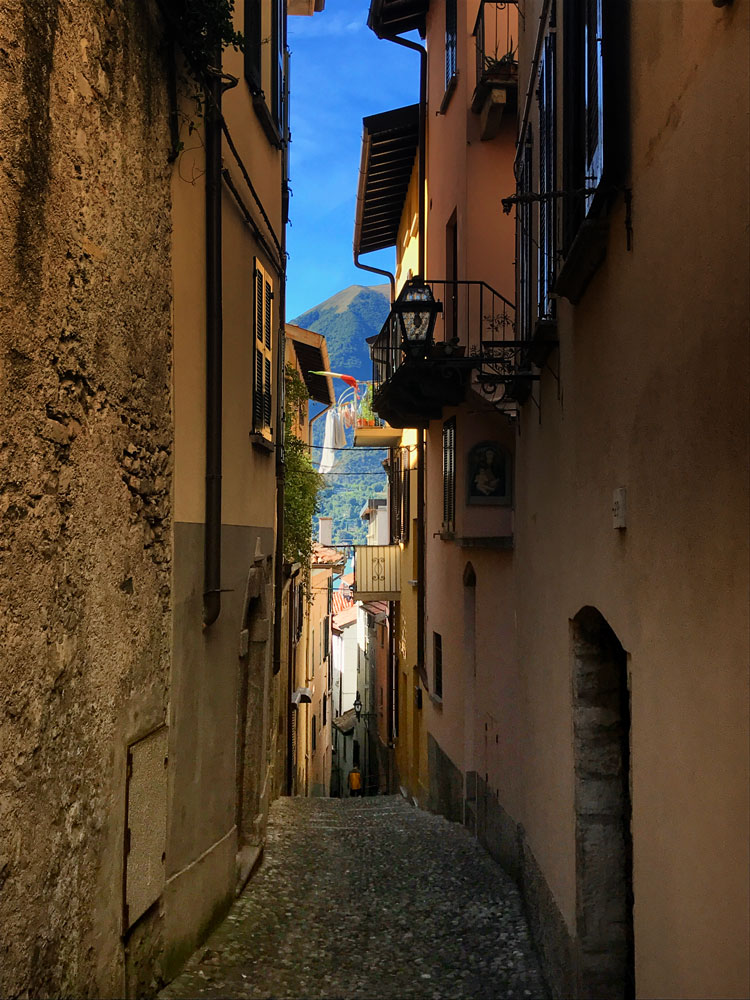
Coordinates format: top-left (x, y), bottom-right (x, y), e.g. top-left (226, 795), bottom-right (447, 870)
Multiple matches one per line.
top-left (359, 384), bottom-right (376, 427)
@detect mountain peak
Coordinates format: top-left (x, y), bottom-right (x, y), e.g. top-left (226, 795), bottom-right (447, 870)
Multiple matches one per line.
top-left (290, 283), bottom-right (391, 384)
top-left (292, 283), bottom-right (390, 322)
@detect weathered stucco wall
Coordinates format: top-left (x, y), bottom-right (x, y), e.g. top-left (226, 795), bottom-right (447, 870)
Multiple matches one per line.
top-left (0, 1), bottom-right (172, 995)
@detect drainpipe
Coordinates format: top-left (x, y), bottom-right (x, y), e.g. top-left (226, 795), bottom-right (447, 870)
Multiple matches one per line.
top-left (273, 41), bottom-right (291, 675)
top-left (383, 33), bottom-right (427, 279)
top-left (376, 30), bottom-right (428, 674)
top-left (203, 66), bottom-right (223, 628)
top-left (354, 252), bottom-right (395, 304)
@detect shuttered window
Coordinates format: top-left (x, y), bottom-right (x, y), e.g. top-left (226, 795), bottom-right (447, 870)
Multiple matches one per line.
top-left (445, 0), bottom-right (457, 90)
top-left (517, 128), bottom-right (533, 341)
top-left (442, 418), bottom-right (456, 533)
top-left (538, 32), bottom-right (557, 321)
top-left (401, 463), bottom-right (410, 543)
top-left (390, 452), bottom-right (401, 543)
top-left (253, 258), bottom-right (274, 436)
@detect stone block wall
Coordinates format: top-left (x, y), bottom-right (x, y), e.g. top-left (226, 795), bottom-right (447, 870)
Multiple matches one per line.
top-left (0, 1), bottom-right (173, 994)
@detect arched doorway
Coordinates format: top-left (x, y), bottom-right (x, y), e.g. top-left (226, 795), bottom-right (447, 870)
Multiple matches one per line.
top-left (571, 607), bottom-right (634, 1000)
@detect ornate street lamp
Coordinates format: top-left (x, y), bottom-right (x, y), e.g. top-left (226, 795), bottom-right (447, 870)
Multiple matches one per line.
top-left (393, 279), bottom-right (442, 356)
top-left (353, 691), bottom-right (363, 721)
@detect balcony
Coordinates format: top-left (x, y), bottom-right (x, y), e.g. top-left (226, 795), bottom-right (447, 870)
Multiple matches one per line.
top-left (352, 389), bottom-right (402, 448)
top-left (369, 279), bottom-right (532, 428)
top-left (353, 544), bottom-right (401, 603)
top-left (471, 2), bottom-right (519, 141)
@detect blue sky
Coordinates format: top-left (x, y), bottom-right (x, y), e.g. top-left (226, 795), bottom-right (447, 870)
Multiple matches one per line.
top-left (286, 1), bottom-right (418, 319)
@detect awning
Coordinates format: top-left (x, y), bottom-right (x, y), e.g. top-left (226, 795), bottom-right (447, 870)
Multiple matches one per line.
top-left (368, 0), bottom-right (429, 38)
top-left (291, 687), bottom-right (313, 705)
top-left (353, 104), bottom-right (419, 257)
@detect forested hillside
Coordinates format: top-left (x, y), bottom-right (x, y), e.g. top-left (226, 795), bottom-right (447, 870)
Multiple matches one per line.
top-left (291, 284), bottom-right (391, 545)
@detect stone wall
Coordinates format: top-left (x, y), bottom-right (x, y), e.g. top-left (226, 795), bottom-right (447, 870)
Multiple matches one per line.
top-left (0, 1), bottom-right (173, 994)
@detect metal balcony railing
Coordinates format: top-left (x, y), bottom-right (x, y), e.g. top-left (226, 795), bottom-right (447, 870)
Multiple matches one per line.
top-left (370, 279), bottom-right (517, 395)
top-left (472, 2), bottom-right (518, 103)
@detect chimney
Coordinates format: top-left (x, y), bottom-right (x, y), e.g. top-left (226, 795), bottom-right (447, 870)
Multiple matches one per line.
top-left (318, 517), bottom-right (333, 546)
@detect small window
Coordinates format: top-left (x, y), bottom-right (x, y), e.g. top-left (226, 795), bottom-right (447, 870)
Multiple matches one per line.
top-left (433, 632), bottom-right (443, 700)
top-left (445, 0), bottom-right (458, 91)
top-left (311, 714), bottom-right (317, 752)
top-left (442, 418), bottom-right (456, 532)
top-left (323, 695), bottom-right (327, 726)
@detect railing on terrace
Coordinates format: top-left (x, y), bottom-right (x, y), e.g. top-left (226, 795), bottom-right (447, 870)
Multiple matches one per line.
top-left (473, 1), bottom-right (518, 99)
top-left (370, 279), bottom-right (517, 395)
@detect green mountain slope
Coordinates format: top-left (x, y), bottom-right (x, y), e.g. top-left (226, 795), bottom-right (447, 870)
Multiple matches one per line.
top-left (291, 284), bottom-right (391, 546)
top-left (292, 284), bottom-right (390, 383)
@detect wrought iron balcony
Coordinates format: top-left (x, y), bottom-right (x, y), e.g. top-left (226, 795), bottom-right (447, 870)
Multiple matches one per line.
top-left (370, 279), bottom-right (532, 427)
top-left (471, 2), bottom-right (518, 140)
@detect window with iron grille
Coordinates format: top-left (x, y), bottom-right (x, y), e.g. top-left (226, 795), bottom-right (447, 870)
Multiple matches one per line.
top-left (538, 31), bottom-right (557, 321)
top-left (442, 418), bottom-right (456, 533)
top-left (517, 129), bottom-right (533, 341)
top-left (271, 0), bottom-right (285, 128)
top-left (562, 0), bottom-right (614, 248)
top-left (445, 0), bottom-right (458, 90)
top-left (433, 632), bottom-right (443, 700)
top-left (244, 0), bottom-right (262, 93)
top-left (253, 258), bottom-right (274, 435)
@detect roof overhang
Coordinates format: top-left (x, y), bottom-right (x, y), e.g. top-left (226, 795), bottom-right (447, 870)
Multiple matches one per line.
top-left (353, 104), bottom-right (419, 257)
top-left (286, 324), bottom-right (335, 406)
top-left (367, 0), bottom-right (428, 38)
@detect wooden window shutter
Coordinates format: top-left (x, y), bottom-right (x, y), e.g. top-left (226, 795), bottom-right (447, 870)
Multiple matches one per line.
top-left (401, 464), bottom-right (410, 542)
top-left (253, 258), bottom-right (274, 434)
top-left (442, 418), bottom-right (456, 532)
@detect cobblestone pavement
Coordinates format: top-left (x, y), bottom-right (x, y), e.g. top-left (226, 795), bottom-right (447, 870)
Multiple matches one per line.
top-left (161, 796), bottom-right (548, 1000)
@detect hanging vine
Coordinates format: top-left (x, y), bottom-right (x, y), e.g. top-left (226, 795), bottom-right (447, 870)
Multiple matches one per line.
top-left (283, 365), bottom-right (324, 567)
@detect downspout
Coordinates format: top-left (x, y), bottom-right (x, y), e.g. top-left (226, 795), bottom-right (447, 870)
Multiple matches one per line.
top-left (203, 66), bottom-right (223, 628)
top-left (384, 33), bottom-right (427, 279)
top-left (417, 427), bottom-right (425, 678)
top-left (377, 31), bottom-right (428, 671)
top-left (354, 252), bottom-right (395, 304)
top-left (273, 42), bottom-right (291, 675)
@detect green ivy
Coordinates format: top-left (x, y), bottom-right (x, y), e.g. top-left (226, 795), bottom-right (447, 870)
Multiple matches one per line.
top-left (283, 365), bottom-right (324, 567)
top-left (168, 0), bottom-right (244, 80)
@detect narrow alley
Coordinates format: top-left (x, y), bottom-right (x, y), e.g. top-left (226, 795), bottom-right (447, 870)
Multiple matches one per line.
top-left (160, 797), bottom-right (548, 1000)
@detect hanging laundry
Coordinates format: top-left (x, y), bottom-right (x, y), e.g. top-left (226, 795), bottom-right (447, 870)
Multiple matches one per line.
top-left (341, 401), bottom-right (356, 429)
top-left (317, 409), bottom-right (346, 473)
